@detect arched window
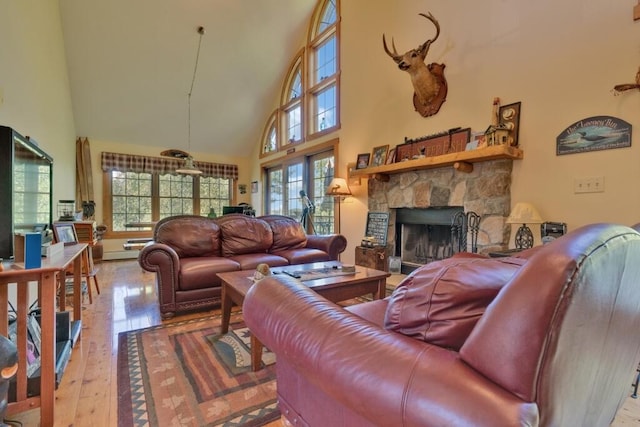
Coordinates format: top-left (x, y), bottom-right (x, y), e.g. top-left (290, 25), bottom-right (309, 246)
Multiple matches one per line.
top-left (281, 54), bottom-right (304, 145)
top-left (260, 0), bottom-right (340, 155)
top-left (308, 0), bottom-right (339, 136)
top-left (260, 111), bottom-right (278, 156)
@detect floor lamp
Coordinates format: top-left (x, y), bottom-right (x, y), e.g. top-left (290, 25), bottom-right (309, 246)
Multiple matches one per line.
top-left (325, 177), bottom-right (352, 234)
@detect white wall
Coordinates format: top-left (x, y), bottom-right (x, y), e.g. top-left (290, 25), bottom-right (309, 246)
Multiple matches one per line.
top-left (0, 0), bottom-right (77, 203)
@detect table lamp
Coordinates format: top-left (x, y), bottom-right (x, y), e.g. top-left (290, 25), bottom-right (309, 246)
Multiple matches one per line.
top-left (506, 202), bottom-right (543, 249)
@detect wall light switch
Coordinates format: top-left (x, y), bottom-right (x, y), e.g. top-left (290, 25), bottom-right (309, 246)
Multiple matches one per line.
top-left (574, 176), bottom-right (605, 193)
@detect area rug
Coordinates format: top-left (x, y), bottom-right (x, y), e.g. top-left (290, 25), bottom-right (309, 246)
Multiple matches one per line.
top-left (117, 312), bottom-right (278, 427)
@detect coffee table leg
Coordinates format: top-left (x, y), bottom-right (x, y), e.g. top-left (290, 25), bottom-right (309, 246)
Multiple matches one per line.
top-left (375, 278), bottom-right (386, 299)
top-left (221, 282), bottom-right (232, 334)
top-left (251, 334), bottom-right (263, 372)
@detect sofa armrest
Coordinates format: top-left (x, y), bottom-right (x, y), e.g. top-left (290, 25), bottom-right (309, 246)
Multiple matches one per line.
top-left (304, 234), bottom-right (347, 260)
top-left (138, 242), bottom-right (181, 318)
top-left (243, 276), bottom-right (538, 427)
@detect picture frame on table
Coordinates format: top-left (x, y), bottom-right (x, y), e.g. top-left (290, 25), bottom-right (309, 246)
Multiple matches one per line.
top-left (53, 223), bottom-right (78, 246)
top-left (370, 145), bottom-right (389, 167)
top-left (356, 153), bottom-right (371, 169)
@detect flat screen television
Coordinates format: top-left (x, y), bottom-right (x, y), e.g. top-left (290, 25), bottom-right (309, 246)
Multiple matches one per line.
top-left (222, 206), bottom-right (246, 215)
top-left (0, 126), bottom-right (53, 259)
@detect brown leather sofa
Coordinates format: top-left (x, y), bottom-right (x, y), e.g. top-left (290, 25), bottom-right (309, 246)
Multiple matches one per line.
top-left (138, 214), bottom-right (346, 318)
top-left (244, 223), bottom-right (640, 426)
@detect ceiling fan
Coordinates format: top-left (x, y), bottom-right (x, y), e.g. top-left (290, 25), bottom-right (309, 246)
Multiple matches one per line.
top-left (161, 26), bottom-right (206, 175)
top-left (160, 149), bottom-right (201, 175)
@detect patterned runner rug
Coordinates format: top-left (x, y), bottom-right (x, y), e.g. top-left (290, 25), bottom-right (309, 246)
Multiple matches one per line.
top-left (117, 312), bottom-right (278, 427)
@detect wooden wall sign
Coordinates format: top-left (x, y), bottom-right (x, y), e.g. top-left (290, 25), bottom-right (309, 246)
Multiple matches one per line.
top-left (556, 116), bottom-right (631, 156)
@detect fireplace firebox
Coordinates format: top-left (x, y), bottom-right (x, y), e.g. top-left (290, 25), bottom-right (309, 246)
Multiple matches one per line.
top-left (394, 207), bottom-right (466, 274)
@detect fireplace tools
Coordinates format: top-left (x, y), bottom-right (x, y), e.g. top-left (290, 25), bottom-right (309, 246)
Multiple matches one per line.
top-left (450, 211), bottom-right (480, 255)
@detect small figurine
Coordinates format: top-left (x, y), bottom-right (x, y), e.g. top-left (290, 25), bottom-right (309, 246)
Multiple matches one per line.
top-left (253, 263), bottom-right (272, 281)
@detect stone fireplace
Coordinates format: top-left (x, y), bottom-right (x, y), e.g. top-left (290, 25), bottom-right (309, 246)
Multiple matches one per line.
top-left (367, 158), bottom-right (513, 269)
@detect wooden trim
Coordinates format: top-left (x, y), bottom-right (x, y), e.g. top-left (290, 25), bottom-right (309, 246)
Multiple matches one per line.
top-left (351, 145), bottom-right (523, 179)
top-left (260, 138), bottom-right (339, 169)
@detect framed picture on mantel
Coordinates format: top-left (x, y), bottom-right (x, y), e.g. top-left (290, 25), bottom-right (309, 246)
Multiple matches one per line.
top-left (356, 153), bottom-right (370, 169)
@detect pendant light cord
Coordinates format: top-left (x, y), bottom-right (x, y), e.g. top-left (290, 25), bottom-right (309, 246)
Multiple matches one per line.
top-left (188, 26), bottom-right (205, 152)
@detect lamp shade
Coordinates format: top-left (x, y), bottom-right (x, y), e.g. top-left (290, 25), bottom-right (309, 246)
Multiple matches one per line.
top-left (506, 202), bottom-right (543, 224)
top-left (175, 157), bottom-right (203, 175)
top-left (325, 178), bottom-right (352, 197)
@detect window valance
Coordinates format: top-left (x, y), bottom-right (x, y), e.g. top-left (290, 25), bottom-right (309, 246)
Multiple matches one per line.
top-left (101, 152), bottom-right (238, 180)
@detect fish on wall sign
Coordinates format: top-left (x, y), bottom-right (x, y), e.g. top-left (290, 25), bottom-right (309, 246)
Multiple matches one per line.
top-left (556, 116), bottom-right (631, 155)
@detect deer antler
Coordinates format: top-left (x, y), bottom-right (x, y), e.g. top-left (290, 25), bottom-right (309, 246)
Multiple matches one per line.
top-left (382, 35), bottom-right (402, 63)
top-left (416, 12), bottom-right (440, 58)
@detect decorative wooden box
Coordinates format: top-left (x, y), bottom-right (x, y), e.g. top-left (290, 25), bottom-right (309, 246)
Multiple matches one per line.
top-left (355, 246), bottom-right (388, 272)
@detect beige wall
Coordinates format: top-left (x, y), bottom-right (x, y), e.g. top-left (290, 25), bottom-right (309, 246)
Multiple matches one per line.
top-left (0, 0), bottom-right (77, 204)
top-left (3, 1), bottom-right (639, 265)
top-left (296, 0), bottom-right (640, 263)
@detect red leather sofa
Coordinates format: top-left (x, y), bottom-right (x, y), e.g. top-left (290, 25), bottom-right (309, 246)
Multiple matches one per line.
top-left (138, 214), bottom-right (346, 318)
top-left (244, 223), bottom-right (640, 426)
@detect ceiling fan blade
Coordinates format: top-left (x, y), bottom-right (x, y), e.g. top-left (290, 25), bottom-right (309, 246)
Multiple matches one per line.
top-left (160, 149), bottom-right (191, 159)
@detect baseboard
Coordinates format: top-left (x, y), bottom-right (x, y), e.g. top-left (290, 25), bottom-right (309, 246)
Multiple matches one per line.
top-left (103, 250), bottom-right (138, 261)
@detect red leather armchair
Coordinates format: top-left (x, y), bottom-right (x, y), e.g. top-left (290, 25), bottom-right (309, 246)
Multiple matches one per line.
top-left (244, 223), bottom-right (640, 426)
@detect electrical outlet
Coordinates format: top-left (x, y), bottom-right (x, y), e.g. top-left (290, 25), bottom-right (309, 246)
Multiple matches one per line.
top-left (574, 176), bottom-right (605, 193)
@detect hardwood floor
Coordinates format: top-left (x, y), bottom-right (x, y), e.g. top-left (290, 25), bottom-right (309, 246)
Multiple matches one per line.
top-left (7, 259), bottom-right (640, 426)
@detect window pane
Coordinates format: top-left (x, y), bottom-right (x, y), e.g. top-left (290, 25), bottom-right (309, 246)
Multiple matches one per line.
top-left (310, 155), bottom-right (334, 234)
top-left (199, 177), bottom-right (231, 217)
top-left (287, 105), bottom-right (302, 143)
top-left (264, 124), bottom-right (277, 153)
top-left (289, 68), bottom-right (302, 101)
top-left (318, 0), bottom-right (337, 33)
top-left (267, 168), bottom-right (284, 215)
top-left (111, 171), bottom-right (152, 231)
top-left (315, 35), bottom-right (336, 83)
top-left (287, 163), bottom-right (305, 221)
top-left (159, 173), bottom-right (194, 218)
top-left (315, 84), bottom-right (336, 132)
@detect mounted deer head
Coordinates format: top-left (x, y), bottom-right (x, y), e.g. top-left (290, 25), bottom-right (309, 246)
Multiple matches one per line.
top-left (383, 12), bottom-right (448, 117)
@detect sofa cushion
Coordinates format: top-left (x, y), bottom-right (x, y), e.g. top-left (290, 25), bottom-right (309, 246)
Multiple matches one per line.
top-left (229, 253), bottom-right (289, 270)
top-left (260, 215), bottom-right (307, 252)
top-left (178, 257), bottom-right (240, 291)
top-left (217, 214), bottom-right (273, 256)
top-left (155, 215), bottom-right (222, 258)
top-left (384, 256), bottom-right (525, 350)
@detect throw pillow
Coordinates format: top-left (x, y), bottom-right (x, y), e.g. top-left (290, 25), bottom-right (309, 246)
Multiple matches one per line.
top-left (384, 256), bottom-right (526, 350)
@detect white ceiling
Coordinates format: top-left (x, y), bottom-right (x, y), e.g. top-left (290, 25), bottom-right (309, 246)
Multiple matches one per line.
top-left (58, 0), bottom-right (316, 158)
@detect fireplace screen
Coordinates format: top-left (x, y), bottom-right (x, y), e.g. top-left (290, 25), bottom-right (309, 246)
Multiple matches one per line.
top-left (400, 223), bottom-right (452, 267)
top-left (394, 207), bottom-right (465, 273)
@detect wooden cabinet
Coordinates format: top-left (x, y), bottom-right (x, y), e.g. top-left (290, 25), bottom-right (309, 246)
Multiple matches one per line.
top-left (355, 246), bottom-right (388, 272)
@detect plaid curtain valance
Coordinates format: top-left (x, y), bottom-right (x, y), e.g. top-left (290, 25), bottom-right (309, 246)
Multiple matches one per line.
top-left (101, 152), bottom-right (238, 180)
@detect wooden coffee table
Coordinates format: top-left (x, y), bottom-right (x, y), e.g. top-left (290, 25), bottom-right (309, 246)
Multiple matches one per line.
top-left (217, 260), bottom-right (390, 371)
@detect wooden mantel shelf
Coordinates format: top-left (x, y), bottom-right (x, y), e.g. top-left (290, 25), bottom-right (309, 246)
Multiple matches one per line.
top-left (351, 144), bottom-right (523, 180)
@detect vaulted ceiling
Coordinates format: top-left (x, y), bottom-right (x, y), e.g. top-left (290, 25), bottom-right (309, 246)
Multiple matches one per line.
top-left (58, 0), bottom-right (316, 158)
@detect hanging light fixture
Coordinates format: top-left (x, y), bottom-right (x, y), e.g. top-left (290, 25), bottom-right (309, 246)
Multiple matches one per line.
top-left (164, 26), bottom-right (205, 175)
